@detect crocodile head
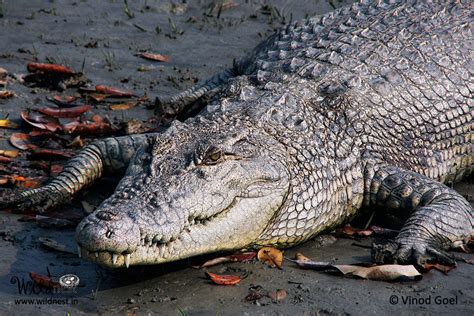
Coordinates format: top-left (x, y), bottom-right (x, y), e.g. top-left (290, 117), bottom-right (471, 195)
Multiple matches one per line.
top-left (75, 118), bottom-right (290, 268)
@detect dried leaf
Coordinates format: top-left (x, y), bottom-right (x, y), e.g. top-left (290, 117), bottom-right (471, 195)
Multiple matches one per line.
top-left (268, 289), bottom-right (287, 302)
top-left (295, 252), bottom-right (311, 262)
top-left (258, 247), bottom-right (283, 269)
top-left (95, 85), bottom-right (135, 97)
top-left (35, 104), bottom-right (91, 118)
top-left (52, 95), bottom-right (77, 104)
top-left (62, 120), bottom-right (120, 136)
top-left (0, 150), bottom-right (18, 158)
top-left (0, 156), bottom-right (13, 164)
top-left (0, 119), bottom-right (20, 129)
top-left (29, 272), bottom-right (61, 288)
top-left (336, 224), bottom-right (373, 237)
top-left (293, 260), bottom-right (422, 281)
top-left (38, 237), bottom-right (75, 254)
top-left (20, 111), bottom-right (61, 132)
top-left (197, 252), bottom-right (256, 268)
top-left (10, 133), bottom-right (38, 151)
top-left (27, 63), bottom-right (75, 75)
top-left (205, 271), bottom-right (242, 285)
top-left (423, 263), bottom-right (456, 275)
top-left (10, 176), bottom-right (43, 189)
top-left (27, 149), bottom-right (72, 160)
top-left (138, 52), bottom-right (171, 62)
top-left (110, 102), bottom-right (136, 111)
top-left (0, 90), bottom-right (15, 99)
top-left (66, 136), bottom-right (84, 148)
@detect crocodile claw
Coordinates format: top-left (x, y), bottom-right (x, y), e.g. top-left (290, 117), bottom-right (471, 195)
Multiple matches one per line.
top-left (371, 239), bottom-right (456, 271)
top-left (0, 187), bottom-right (62, 213)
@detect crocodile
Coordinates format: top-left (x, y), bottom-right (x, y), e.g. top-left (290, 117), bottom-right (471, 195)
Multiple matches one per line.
top-left (2, 0), bottom-right (472, 269)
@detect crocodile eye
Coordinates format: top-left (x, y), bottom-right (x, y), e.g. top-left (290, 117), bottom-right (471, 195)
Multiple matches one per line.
top-left (203, 147), bottom-right (223, 165)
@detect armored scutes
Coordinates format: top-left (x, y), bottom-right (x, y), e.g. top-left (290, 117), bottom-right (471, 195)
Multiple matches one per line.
top-left (3, 0), bottom-right (472, 268)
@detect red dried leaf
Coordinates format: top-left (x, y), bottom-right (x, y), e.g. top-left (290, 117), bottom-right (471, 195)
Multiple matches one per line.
top-left (227, 252), bottom-right (257, 262)
top-left (423, 263), bottom-right (456, 275)
top-left (336, 224), bottom-right (374, 237)
top-left (95, 85), bottom-right (135, 97)
top-left (205, 271), bottom-right (242, 286)
top-left (109, 102), bottom-right (136, 111)
top-left (21, 111), bottom-right (61, 132)
top-left (138, 52), bottom-right (171, 62)
top-left (0, 156), bottom-right (13, 164)
top-left (29, 272), bottom-right (61, 288)
top-left (35, 104), bottom-right (91, 118)
top-left (62, 121), bottom-right (119, 136)
top-left (52, 95), bottom-right (77, 103)
top-left (27, 63), bottom-right (75, 75)
top-left (27, 149), bottom-right (73, 160)
top-left (0, 90), bottom-right (15, 99)
top-left (10, 133), bottom-right (39, 151)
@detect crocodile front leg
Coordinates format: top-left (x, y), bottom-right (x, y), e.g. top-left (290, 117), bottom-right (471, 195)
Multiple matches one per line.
top-left (368, 166), bottom-right (473, 268)
top-left (1, 134), bottom-right (153, 213)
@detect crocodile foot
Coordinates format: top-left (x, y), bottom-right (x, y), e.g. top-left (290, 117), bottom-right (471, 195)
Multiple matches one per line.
top-left (0, 188), bottom-right (64, 213)
top-left (371, 239), bottom-right (456, 271)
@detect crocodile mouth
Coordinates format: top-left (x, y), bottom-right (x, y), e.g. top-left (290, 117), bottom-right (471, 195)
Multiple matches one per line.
top-left (76, 195), bottom-right (248, 268)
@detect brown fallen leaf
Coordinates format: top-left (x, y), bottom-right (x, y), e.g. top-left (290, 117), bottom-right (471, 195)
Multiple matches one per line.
top-left (0, 150), bottom-right (19, 158)
top-left (336, 224), bottom-right (373, 237)
top-left (423, 263), bottom-right (456, 275)
top-left (197, 252), bottom-right (257, 268)
top-left (35, 104), bottom-right (91, 118)
top-left (205, 271), bottom-right (242, 285)
top-left (110, 102), bottom-right (136, 111)
top-left (9, 133), bottom-right (39, 150)
top-left (295, 252), bottom-right (312, 262)
top-left (258, 247), bottom-right (283, 269)
top-left (138, 52), bottom-right (171, 62)
top-left (29, 272), bottom-right (61, 288)
top-left (50, 164), bottom-right (63, 176)
top-left (27, 63), bottom-right (75, 75)
top-left (21, 111), bottom-right (61, 132)
top-left (0, 90), bottom-right (15, 99)
top-left (66, 136), bottom-right (84, 148)
top-left (293, 259), bottom-right (422, 281)
top-left (268, 289), bottom-right (287, 302)
top-left (95, 85), bottom-right (135, 97)
top-left (0, 119), bottom-right (20, 129)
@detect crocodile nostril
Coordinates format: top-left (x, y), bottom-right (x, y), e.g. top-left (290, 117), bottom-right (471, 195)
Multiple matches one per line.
top-left (105, 230), bottom-right (114, 238)
top-left (96, 210), bottom-right (121, 221)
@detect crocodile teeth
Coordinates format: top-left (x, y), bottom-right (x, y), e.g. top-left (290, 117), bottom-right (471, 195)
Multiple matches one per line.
top-left (112, 253), bottom-right (118, 265)
top-left (77, 246), bottom-right (82, 258)
top-left (125, 254), bottom-right (131, 268)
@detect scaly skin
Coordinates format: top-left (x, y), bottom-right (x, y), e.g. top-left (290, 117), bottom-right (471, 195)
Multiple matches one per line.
top-left (2, 0), bottom-right (472, 269)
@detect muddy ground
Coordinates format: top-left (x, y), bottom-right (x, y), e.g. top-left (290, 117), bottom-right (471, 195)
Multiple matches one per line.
top-left (0, 0), bottom-right (473, 315)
